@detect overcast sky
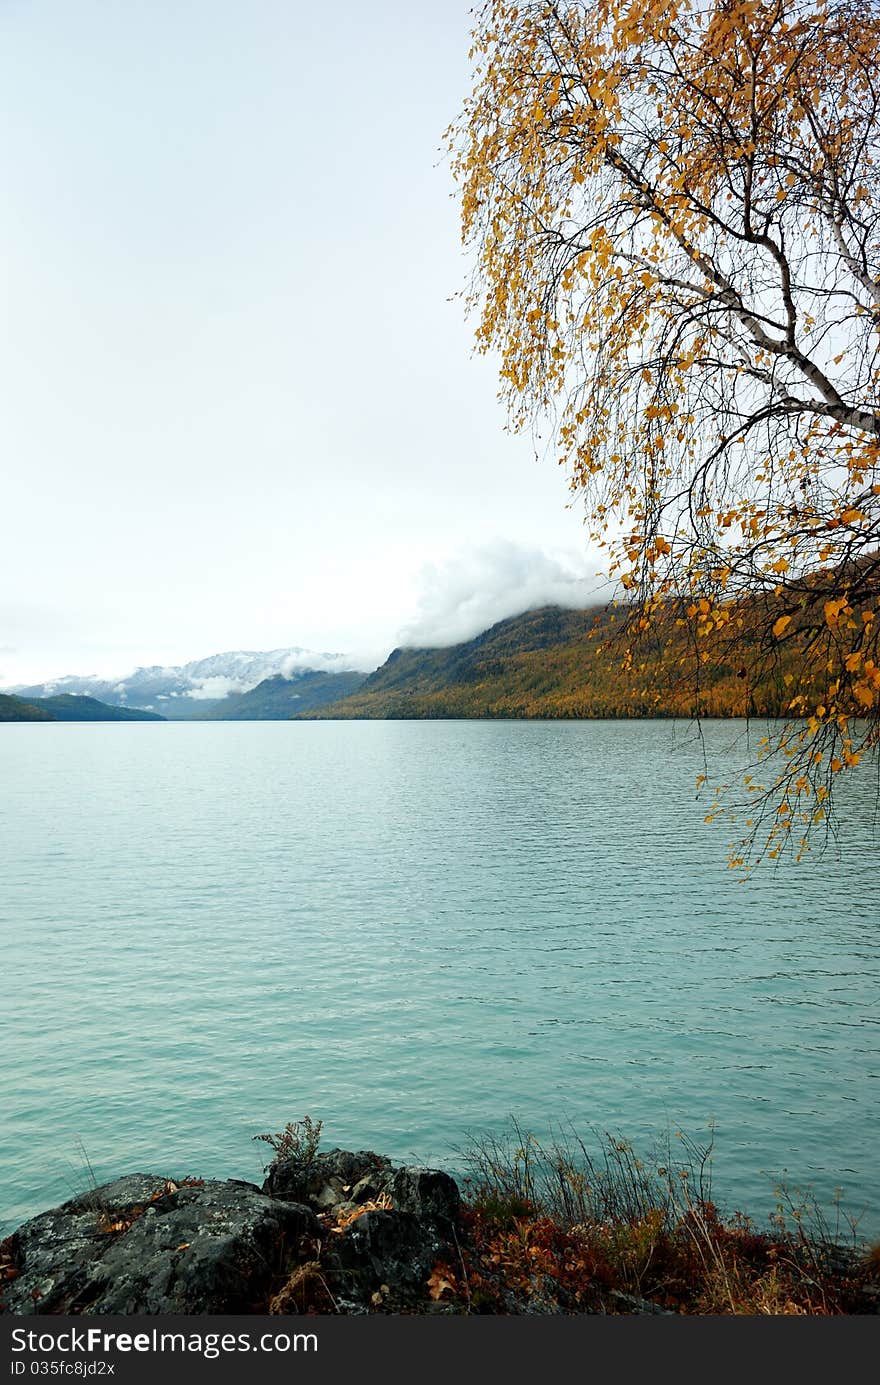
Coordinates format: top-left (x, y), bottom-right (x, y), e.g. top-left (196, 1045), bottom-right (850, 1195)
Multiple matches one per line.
top-left (0, 0), bottom-right (601, 684)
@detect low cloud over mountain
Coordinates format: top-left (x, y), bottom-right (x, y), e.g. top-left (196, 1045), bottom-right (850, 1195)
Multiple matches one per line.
top-left (8, 647), bottom-right (367, 715)
top-left (399, 540), bottom-right (605, 649)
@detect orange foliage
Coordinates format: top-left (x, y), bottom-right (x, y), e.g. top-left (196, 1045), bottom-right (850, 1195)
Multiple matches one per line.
top-left (451, 0), bottom-right (880, 862)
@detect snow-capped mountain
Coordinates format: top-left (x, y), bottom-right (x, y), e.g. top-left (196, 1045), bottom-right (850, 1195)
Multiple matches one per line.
top-left (8, 647), bottom-right (365, 715)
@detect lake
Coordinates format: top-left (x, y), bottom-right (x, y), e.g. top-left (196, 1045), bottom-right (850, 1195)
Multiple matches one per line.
top-left (1, 719), bottom-right (877, 1239)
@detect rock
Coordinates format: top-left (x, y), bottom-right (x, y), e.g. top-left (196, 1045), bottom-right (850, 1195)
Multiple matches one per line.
top-left (378, 1166), bottom-right (460, 1225)
top-left (264, 1150), bottom-right (459, 1223)
top-left (313, 1181), bottom-right (346, 1211)
top-left (608, 1289), bottom-right (676, 1315)
top-left (350, 1175), bottom-right (383, 1205)
top-left (262, 1151), bottom-right (462, 1311)
top-left (3, 1175), bottom-right (319, 1315)
top-left (2, 1150), bottom-right (466, 1317)
top-left (325, 1209), bottom-right (453, 1307)
top-left (264, 1149), bottom-right (391, 1206)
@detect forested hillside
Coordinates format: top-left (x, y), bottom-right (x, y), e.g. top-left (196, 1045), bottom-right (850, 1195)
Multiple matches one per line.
top-left (27, 695), bottom-right (165, 722)
top-left (204, 670), bottom-right (367, 719)
top-left (298, 605), bottom-right (793, 720)
top-left (0, 694), bottom-right (56, 722)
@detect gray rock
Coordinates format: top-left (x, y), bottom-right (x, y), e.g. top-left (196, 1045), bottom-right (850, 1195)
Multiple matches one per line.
top-left (264, 1149), bottom-right (391, 1206)
top-left (608, 1289), bottom-right (676, 1315)
top-left (378, 1166), bottom-right (460, 1225)
top-left (2, 1150), bottom-right (466, 1316)
top-left (313, 1181), bottom-right (346, 1211)
top-left (325, 1209), bottom-right (452, 1305)
top-left (3, 1175), bottom-right (319, 1315)
top-left (266, 1149), bottom-right (458, 1214)
top-left (350, 1174), bottom-right (384, 1205)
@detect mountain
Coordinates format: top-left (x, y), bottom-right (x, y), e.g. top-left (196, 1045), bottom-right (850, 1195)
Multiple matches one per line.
top-left (0, 693), bottom-right (56, 722)
top-left (27, 695), bottom-right (165, 722)
top-left (204, 670), bottom-right (368, 719)
top-left (9, 647), bottom-right (365, 717)
top-left (296, 606), bottom-right (611, 718)
top-left (296, 604), bottom-right (787, 720)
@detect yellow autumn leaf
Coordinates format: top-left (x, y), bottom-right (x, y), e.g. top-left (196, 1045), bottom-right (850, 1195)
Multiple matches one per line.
top-left (824, 599), bottom-right (847, 626)
top-left (450, 0), bottom-right (880, 867)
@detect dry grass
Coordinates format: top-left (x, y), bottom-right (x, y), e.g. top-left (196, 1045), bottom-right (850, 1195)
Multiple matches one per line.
top-left (445, 1121), bottom-right (878, 1315)
top-left (268, 1260), bottom-right (337, 1314)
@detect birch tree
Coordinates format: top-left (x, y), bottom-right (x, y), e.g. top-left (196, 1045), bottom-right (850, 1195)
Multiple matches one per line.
top-left (451, 0), bottom-right (880, 862)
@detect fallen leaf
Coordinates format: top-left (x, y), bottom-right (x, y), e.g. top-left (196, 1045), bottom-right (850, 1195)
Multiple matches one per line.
top-left (427, 1268), bottom-right (457, 1301)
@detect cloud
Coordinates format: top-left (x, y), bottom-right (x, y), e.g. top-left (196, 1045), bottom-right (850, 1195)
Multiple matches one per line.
top-left (276, 650), bottom-right (365, 678)
top-left (399, 540), bottom-right (608, 649)
top-left (185, 652), bottom-right (368, 699)
top-left (187, 675), bottom-right (253, 701)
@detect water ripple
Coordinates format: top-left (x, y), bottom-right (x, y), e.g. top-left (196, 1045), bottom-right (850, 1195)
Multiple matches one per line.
top-left (0, 719), bottom-right (877, 1237)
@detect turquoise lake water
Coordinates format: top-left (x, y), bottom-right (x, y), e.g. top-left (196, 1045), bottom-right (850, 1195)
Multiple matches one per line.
top-left (1, 719), bottom-right (878, 1237)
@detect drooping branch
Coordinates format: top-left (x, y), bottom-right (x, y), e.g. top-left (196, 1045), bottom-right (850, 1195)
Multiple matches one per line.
top-left (452, 0), bottom-right (880, 864)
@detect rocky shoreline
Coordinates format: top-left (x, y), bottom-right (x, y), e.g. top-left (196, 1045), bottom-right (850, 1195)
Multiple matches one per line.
top-left (1, 1149), bottom-right (465, 1316)
top-left (3, 1145), bottom-right (877, 1316)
